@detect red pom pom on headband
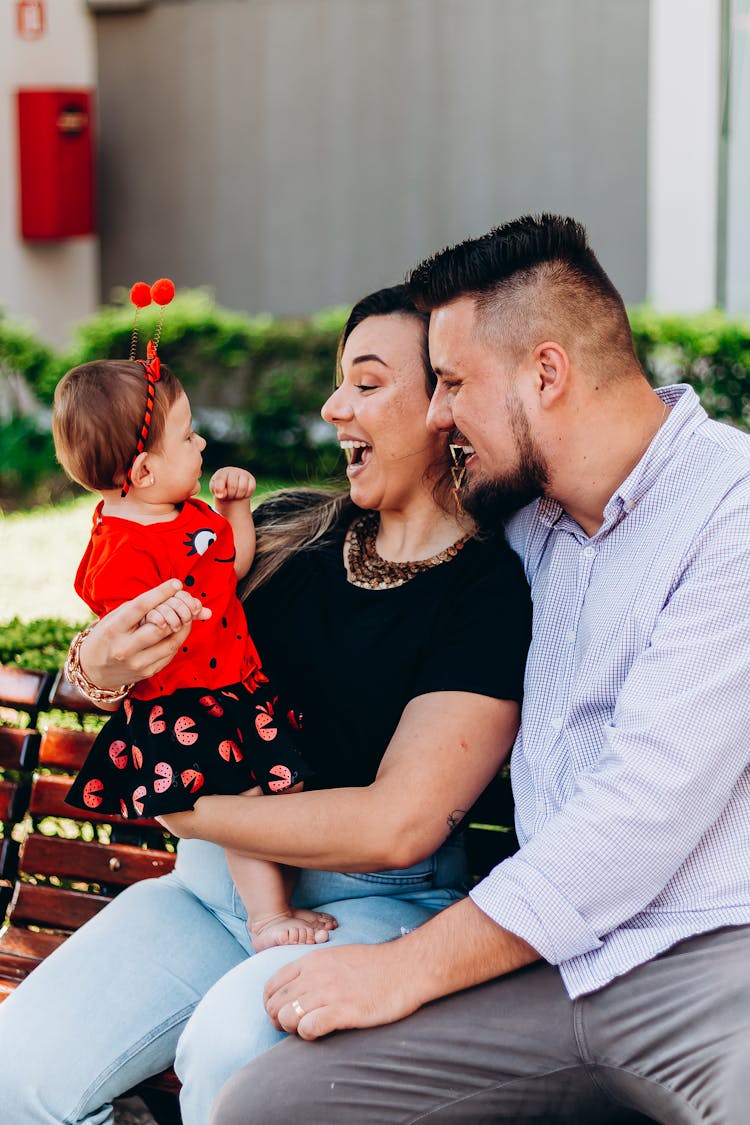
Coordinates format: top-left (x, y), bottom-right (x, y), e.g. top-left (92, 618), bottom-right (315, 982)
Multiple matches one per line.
top-left (122, 277), bottom-right (175, 496)
top-left (129, 281), bottom-right (152, 309)
top-left (129, 278), bottom-right (175, 312)
top-left (151, 278), bottom-right (175, 306)
top-left (128, 277), bottom-right (175, 360)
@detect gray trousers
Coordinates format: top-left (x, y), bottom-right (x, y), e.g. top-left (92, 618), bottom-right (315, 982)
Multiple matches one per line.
top-left (210, 925), bottom-right (750, 1124)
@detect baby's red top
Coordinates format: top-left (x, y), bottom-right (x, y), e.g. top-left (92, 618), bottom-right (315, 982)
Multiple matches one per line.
top-left (75, 498), bottom-right (262, 699)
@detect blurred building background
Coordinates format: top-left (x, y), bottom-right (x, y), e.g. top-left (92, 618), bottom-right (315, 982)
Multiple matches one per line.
top-left (1, 0), bottom-right (748, 346)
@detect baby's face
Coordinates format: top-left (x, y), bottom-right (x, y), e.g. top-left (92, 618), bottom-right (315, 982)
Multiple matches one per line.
top-left (149, 391), bottom-right (206, 503)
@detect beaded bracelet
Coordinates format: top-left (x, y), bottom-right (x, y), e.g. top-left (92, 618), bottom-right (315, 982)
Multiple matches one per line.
top-left (64, 624), bottom-right (135, 705)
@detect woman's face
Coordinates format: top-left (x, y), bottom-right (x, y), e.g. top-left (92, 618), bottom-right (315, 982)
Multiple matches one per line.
top-left (321, 314), bottom-right (445, 513)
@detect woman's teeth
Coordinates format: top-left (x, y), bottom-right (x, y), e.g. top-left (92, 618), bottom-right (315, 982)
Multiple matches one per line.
top-left (340, 440), bottom-right (370, 466)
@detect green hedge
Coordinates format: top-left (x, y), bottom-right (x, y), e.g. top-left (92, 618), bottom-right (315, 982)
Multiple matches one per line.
top-left (629, 308), bottom-right (750, 428)
top-left (39, 289), bottom-right (347, 482)
top-left (0, 291), bottom-right (348, 506)
top-left (1, 293), bottom-right (749, 509)
top-left (0, 617), bottom-right (83, 671)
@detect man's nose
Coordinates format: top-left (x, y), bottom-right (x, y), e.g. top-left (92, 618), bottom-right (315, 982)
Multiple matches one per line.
top-left (426, 386), bottom-right (454, 433)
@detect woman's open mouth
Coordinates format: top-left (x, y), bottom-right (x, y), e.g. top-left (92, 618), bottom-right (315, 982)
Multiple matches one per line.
top-left (340, 440), bottom-right (372, 470)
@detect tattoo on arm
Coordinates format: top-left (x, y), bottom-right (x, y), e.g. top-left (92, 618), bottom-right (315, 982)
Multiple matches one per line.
top-left (447, 809), bottom-right (468, 834)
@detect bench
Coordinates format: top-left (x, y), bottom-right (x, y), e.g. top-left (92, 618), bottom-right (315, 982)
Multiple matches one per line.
top-left (0, 662), bottom-right (516, 1125)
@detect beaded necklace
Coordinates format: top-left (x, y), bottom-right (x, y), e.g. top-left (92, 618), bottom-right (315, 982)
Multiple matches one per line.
top-left (345, 510), bottom-right (470, 590)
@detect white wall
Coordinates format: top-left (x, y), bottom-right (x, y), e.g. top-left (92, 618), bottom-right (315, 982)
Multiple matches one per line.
top-left (647, 0), bottom-right (722, 311)
top-left (725, 0), bottom-right (750, 315)
top-left (0, 0), bottom-right (99, 346)
top-left (95, 0), bottom-right (650, 317)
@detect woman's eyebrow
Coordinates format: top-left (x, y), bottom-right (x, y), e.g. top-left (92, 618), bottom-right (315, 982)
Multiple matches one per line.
top-left (351, 354), bottom-right (388, 367)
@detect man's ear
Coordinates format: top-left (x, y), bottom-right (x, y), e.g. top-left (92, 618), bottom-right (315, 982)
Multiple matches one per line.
top-left (534, 342), bottom-right (570, 406)
top-left (129, 451), bottom-right (154, 490)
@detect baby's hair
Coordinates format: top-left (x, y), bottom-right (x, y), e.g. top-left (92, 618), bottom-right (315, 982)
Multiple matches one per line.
top-left (53, 359), bottom-right (183, 491)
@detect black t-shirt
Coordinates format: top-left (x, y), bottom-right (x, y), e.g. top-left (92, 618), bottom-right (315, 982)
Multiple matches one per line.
top-left (244, 525), bottom-right (531, 790)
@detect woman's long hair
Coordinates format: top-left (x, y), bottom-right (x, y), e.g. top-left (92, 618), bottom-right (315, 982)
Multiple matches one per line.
top-left (240, 486), bottom-right (355, 598)
top-left (241, 284), bottom-right (453, 599)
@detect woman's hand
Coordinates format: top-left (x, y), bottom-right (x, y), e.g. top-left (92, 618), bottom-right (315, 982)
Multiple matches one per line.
top-left (79, 580), bottom-right (210, 690)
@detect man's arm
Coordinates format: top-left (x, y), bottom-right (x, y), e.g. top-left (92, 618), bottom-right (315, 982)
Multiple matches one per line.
top-left (471, 492), bottom-right (750, 966)
top-left (264, 895), bottom-right (539, 1040)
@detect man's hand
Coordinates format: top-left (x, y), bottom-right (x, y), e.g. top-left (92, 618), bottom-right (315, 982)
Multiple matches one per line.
top-left (263, 941), bottom-right (420, 1041)
top-left (263, 897), bottom-right (539, 1043)
top-left (210, 467), bottom-right (256, 504)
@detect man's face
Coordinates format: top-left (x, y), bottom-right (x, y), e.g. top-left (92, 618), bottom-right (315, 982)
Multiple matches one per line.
top-left (427, 296), bottom-right (549, 524)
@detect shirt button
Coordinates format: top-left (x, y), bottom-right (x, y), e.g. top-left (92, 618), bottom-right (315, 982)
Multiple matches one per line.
top-left (582, 546), bottom-right (596, 559)
top-left (624, 499), bottom-right (636, 512)
top-left (566, 630), bottom-right (576, 643)
top-left (550, 717), bottom-right (563, 731)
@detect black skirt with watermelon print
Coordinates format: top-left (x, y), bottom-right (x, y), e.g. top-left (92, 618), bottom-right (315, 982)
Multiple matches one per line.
top-left (65, 678), bottom-right (311, 819)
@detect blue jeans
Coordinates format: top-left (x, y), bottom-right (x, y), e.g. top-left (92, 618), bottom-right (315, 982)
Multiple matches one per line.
top-left (0, 837), bottom-right (468, 1124)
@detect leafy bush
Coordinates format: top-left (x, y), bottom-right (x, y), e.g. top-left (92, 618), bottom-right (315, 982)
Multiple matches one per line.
top-left (47, 289), bottom-right (349, 481)
top-left (0, 310), bottom-right (61, 397)
top-left (2, 294), bottom-right (750, 510)
top-left (630, 307), bottom-right (750, 429)
top-left (0, 617), bottom-right (84, 671)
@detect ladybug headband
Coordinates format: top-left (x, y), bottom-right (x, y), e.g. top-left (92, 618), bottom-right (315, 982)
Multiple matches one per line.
top-left (121, 278), bottom-right (175, 496)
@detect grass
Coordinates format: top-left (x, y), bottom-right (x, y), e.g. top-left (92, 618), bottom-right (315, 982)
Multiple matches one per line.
top-left (0, 480), bottom-right (297, 624)
top-left (0, 495), bottom-right (94, 623)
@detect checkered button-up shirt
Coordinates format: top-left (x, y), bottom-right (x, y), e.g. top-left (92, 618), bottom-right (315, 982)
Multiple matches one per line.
top-left (471, 384), bottom-right (750, 997)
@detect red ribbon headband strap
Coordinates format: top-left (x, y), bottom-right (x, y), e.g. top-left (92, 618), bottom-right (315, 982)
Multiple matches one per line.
top-left (121, 279), bottom-right (175, 497)
top-left (121, 343), bottom-right (163, 497)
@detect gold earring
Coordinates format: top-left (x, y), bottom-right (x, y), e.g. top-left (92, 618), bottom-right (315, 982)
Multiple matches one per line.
top-left (449, 444), bottom-right (466, 514)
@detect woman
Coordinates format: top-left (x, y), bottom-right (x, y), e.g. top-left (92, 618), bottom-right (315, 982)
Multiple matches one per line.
top-left (0, 286), bottom-right (531, 1124)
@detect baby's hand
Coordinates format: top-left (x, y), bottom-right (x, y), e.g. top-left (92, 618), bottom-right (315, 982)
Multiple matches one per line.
top-left (142, 589), bottom-right (211, 633)
top-left (210, 467), bottom-right (256, 503)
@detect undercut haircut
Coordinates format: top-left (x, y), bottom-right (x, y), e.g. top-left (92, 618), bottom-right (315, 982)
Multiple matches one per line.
top-left (53, 359), bottom-right (182, 492)
top-left (407, 214), bottom-right (640, 376)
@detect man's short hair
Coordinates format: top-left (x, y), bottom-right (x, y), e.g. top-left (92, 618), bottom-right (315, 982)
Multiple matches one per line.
top-left (407, 214), bottom-right (638, 374)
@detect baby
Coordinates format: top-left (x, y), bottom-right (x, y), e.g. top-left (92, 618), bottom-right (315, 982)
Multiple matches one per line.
top-left (52, 348), bottom-right (335, 951)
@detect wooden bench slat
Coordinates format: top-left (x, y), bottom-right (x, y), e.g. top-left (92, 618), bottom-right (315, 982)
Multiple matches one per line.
top-left (0, 924), bottom-right (67, 977)
top-left (0, 667), bottom-right (51, 712)
top-left (0, 780), bottom-right (27, 824)
top-left (29, 773), bottom-right (165, 832)
top-left (47, 669), bottom-right (103, 715)
top-left (20, 835), bottom-right (175, 887)
top-left (9, 881), bottom-right (113, 930)
top-left (38, 727), bottom-right (97, 772)
top-left (0, 979), bottom-right (19, 1002)
top-left (138, 1069), bottom-right (182, 1096)
top-left (0, 838), bottom-right (21, 881)
top-left (0, 728), bottom-right (40, 771)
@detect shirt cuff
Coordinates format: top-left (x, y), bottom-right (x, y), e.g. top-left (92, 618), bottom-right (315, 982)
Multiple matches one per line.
top-left (469, 853), bottom-right (604, 964)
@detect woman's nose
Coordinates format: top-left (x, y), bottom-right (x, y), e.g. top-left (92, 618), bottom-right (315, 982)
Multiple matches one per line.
top-left (321, 385), bottom-right (352, 423)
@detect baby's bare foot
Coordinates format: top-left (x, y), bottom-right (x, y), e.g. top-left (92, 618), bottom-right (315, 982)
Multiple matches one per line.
top-left (249, 909), bottom-right (337, 952)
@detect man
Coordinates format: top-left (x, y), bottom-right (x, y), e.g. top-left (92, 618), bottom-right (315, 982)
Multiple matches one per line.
top-left (212, 216), bottom-right (750, 1124)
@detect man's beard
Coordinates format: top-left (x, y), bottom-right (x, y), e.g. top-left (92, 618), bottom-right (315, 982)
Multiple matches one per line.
top-left (460, 394), bottom-right (549, 528)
